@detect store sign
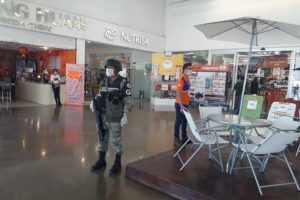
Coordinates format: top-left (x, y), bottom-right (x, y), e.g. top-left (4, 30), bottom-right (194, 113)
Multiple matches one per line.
top-left (152, 53), bottom-right (183, 76)
top-left (104, 27), bottom-right (150, 46)
top-left (0, 0), bottom-right (87, 33)
top-left (266, 56), bottom-right (288, 68)
top-left (268, 102), bottom-right (296, 121)
top-left (65, 64), bottom-right (85, 106)
top-left (191, 65), bottom-right (230, 72)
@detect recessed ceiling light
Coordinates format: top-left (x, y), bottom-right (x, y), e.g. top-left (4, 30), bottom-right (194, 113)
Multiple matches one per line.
top-left (43, 47), bottom-right (48, 50)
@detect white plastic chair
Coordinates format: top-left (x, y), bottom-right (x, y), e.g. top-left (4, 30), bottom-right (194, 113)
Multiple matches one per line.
top-left (246, 102), bottom-right (296, 143)
top-left (230, 117), bottom-right (300, 196)
top-left (199, 106), bottom-right (230, 136)
top-left (173, 108), bottom-right (228, 171)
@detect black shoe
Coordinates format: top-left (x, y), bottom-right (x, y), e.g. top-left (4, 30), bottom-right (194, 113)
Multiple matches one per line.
top-left (109, 154), bottom-right (122, 175)
top-left (182, 136), bottom-right (192, 145)
top-left (91, 151), bottom-right (106, 172)
top-left (174, 137), bottom-right (181, 147)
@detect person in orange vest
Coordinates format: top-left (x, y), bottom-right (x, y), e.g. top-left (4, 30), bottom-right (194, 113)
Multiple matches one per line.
top-left (174, 63), bottom-right (192, 147)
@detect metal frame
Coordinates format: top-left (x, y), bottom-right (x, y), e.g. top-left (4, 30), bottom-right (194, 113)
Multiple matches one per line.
top-left (172, 127), bottom-right (226, 172)
top-left (296, 144), bottom-right (300, 157)
top-left (229, 129), bottom-right (300, 196)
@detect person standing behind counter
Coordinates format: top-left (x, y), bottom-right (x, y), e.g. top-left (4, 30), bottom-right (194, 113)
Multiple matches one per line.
top-left (50, 69), bottom-right (62, 106)
top-left (174, 63), bottom-right (192, 147)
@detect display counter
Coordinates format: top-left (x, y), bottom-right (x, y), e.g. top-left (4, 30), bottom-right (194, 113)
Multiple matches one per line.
top-left (150, 97), bottom-right (175, 112)
top-left (16, 82), bottom-right (65, 105)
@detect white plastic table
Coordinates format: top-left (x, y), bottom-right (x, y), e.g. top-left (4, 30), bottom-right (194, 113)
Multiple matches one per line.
top-left (207, 114), bottom-right (272, 173)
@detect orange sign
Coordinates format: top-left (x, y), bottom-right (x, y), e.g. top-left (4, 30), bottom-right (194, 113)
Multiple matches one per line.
top-left (66, 64), bottom-right (84, 106)
top-left (266, 57), bottom-right (288, 68)
top-left (67, 70), bottom-right (80, 79)
top-left (191, 65), bottom-right (230, 72)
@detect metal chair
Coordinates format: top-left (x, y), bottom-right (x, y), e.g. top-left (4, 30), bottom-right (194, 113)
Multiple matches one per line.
top-left (246, 102), bottom-right (297, 143)
top-left (296, 144), bottom-right (300, 156)
top-left (1, 85), bottom-right (11, 102)
top-left (230, 117), bottom-right (300, 196)
top-left (173, 108), bottom-right (229, 172)
top-left (199, 106), bottom-right (231, 136)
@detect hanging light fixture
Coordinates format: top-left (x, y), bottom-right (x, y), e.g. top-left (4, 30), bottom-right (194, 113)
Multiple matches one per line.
top-left (19, 46), bottom-right (29, 57)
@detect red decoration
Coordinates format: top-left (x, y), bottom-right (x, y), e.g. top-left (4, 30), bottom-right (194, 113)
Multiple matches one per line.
top-left (49, 50), bottom-right (60, 56)
top-left (19, 46), bottom-right (28, 57)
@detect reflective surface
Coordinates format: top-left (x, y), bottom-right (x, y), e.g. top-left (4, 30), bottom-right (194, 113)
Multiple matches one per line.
top-left (0, 101), bottom-right (175, 200)
top-left (208, 114), bottom-right (272, 128)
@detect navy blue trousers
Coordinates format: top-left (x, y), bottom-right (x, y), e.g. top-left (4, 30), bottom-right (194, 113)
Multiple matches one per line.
top-left (174, 103), bottom-right (188, 138)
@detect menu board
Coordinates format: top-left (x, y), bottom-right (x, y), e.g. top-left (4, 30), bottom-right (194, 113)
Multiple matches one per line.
top-left (66, 64), bottom-right (85, 105)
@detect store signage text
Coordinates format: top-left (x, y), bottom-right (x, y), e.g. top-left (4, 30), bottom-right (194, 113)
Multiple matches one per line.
top-left (104, 27), bottom-right (150, 46)
top-left (0, 0), bottom-right (87, 33)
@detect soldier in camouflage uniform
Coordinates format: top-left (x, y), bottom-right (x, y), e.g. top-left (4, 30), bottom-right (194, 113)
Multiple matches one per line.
top-left (90, 58), bottom-right (133, 175)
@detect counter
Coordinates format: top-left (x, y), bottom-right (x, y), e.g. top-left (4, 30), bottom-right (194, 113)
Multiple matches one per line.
top-left (16, 82), bottom-right (65, 105)
top-left (150, 97), bottom-right (175, 112)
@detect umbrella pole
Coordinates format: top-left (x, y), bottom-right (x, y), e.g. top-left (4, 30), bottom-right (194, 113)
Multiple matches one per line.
top-left (238, 19), bottom-right (257, 123)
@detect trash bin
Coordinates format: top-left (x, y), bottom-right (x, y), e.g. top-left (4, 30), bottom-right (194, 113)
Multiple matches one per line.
top-left (140, 90), bottom-right (144, 99)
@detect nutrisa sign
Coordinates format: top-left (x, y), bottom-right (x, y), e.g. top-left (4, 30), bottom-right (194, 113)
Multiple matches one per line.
top-left (0, 0), bottom-right (87, 33)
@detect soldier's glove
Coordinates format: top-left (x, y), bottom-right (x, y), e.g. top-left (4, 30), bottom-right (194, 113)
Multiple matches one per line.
top-left (120, 113), bottom-right (128, 127)
top-left (89, 101), bottom-right (94, 112)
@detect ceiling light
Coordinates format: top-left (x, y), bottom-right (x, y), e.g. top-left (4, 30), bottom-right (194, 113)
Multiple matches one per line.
top-left (43, 46), bottom-right (48, 50)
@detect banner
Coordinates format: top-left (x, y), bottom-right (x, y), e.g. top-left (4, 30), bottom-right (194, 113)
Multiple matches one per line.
top-left (152, 53), bottom-right (183, 76)
top-left (65, 64), bottom-right (84, 105)
top-left (191, 65), bottom-right (230, 72)
top-left (266, 56), bottom-right (288, 68)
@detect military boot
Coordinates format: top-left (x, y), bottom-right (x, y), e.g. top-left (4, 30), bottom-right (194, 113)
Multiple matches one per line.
top-left (174, 136), bottom-right (181, 147)
top-left (109, 154), bottom-right (122, 175)
top-left (90, 151), bottom-right (106, 172)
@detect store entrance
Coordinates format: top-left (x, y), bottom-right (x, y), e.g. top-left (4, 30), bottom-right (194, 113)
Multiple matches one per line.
top-left (236, 51), bottom-right (291, 112)
top-left (0, 41), bottom-right (75, 106)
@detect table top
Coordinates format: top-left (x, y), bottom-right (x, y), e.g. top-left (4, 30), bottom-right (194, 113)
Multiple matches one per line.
top-left (208, 114), bottom-right (272, 128)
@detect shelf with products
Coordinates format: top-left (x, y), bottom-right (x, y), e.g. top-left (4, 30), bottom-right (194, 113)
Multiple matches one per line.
top-left (153, 75), bottom-right (177, 99)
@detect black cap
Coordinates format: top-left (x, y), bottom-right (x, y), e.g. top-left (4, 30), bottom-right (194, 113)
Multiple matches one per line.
top-left (105, 58), bottom-right (122, 72)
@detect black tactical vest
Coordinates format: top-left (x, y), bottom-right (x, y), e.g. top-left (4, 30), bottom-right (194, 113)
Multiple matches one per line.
top-left (97, 77), bottom-right (130, 122)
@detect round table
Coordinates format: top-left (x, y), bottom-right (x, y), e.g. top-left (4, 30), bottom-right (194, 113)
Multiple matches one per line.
top-left (207, 114), bottom-right (272, 128)
top-left (207, 114), bottom-right (272, 173)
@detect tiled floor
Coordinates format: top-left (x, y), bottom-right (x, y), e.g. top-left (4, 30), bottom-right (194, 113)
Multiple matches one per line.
top-left (0, 99), bottom-right (41, 108)
top-left (0, 101), bottom-right (177, 200)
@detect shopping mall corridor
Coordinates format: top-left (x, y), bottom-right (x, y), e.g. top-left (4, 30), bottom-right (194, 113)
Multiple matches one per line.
top-left (0, 101), bottom-right (176, 200)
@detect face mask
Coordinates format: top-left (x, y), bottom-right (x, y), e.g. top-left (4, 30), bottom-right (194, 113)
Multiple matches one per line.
top-left (106, 69), bottom-right (114, 77)
top-left (185, 70), bottom-right (192, 76)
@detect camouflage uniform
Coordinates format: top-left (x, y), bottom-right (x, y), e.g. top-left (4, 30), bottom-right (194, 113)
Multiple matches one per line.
top-left (97, 76), bottom-right (133, 155)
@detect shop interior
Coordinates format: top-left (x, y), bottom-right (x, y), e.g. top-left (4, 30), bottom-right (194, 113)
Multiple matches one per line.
top-left (152, 51), bottom-right (209, 100)
top-left (85, 52), bottom-right (131, 101)
top-left (85, 42), bottom-right (154, 102)
top-left (0, 41), bottom-right (75, 105)
top-left (237, 51), bottom-right (291, 111)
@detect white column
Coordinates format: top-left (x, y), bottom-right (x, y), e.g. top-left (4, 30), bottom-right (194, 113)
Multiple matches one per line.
top-left (76, 39), bottom-right (85, 65)
top-left (287, 51), bottom-right (295, 99)
top-left (207, 50), bottom-right (212, 65)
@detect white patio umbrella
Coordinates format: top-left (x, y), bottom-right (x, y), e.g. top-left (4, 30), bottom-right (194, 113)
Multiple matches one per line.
top-left (194, 17), bottom-right (300, 122)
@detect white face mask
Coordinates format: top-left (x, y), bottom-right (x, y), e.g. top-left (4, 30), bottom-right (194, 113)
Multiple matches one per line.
top-left (106, 68), bottom-right (114, 77)
top-left (185, 70), bottom-right (192, 76)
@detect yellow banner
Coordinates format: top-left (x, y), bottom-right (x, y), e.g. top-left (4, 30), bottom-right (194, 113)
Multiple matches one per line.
top-left (152, 53), bottom-right (183, 76)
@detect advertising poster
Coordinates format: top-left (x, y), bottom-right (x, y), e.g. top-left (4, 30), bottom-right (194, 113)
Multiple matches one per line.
top-left (266, 56), bottom-right (288, 68)
top-left (66, 64), bottom-right (85, 105)
top-left (152, 53), bottom-right (183, 76)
